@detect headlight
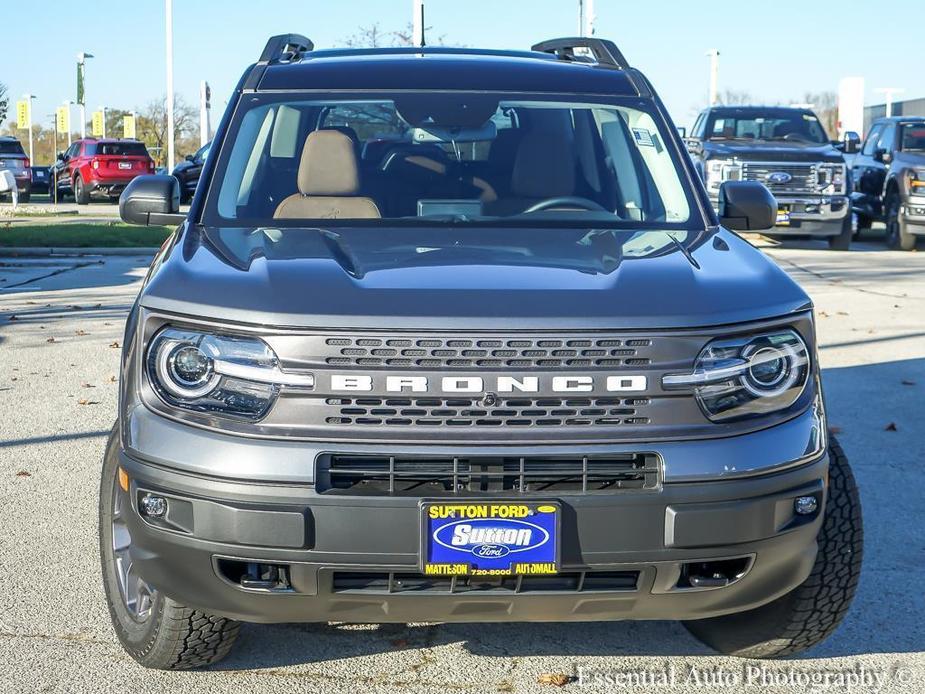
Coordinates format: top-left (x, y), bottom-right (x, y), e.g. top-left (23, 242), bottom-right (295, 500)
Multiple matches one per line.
top-left (705, 159), bottom-right (741, 194)
top-left (662, 329), bottom-right (810, 422)
top-left (907, 169), bottom-right (925, 197)
top-left (146, 327), bottom-right (314, 420)
top-left (817, 163), bottom-right (847, 195)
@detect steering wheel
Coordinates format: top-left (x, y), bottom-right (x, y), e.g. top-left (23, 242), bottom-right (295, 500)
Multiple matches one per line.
top-left (522, 196), bottom-right (608, 214)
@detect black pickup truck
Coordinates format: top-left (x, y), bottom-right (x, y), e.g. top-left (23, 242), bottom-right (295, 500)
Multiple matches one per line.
top-left (686, 106), bottom-right (859, 249)
top-left (851, 116), bottom-right (925, 250)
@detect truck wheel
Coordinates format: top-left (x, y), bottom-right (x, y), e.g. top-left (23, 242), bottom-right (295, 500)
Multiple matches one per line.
top-left (74, 175), bottom-right (90, 205)
top-left (99, 427), bottom-right (241, 669)
top-left (886, 193), bottom-right (917, 251)
top-left (827, 215), bottom-right (852, 250)
top-left (682, 436), bottom-right (862, 658)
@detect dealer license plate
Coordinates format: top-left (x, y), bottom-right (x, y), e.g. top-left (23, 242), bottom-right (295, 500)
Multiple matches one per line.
top-left (421, 501), bottom-right (560, 576)
top-left (776, 207), bottom-right (791, 226)
top-left (118, 162), bottom-right (132, 170)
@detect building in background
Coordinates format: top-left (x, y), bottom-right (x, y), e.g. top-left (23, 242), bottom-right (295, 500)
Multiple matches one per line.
top-left (864, 96), bottom-right (925, 133)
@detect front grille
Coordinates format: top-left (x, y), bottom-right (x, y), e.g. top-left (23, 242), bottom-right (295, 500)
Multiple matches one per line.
top-left (321, 336), bottom-right (653, 369)
top-left (742, 162), bottom-right (817, 194)
top-left (324, 396), bottom-right (651, 428)
top-left (317, 453), bottom-right (660, 495)
top-left (331, 570), bottom-right (639, 594)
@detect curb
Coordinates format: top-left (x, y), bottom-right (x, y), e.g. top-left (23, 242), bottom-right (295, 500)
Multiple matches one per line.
top-left (0, 247), bottom-right (159, 257)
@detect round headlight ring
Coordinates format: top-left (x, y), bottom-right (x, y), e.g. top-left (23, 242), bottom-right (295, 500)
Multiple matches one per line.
top-left (740, 342), bottom-right (800, 398)
top-left (156, 339), bottom-right (220, 398)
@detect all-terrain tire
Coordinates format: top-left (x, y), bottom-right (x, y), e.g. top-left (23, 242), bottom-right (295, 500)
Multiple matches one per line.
top-left (99, 427), bottom-right (241, 669)
top-left (683, 436), bottom-right (862, 658)
top-left (886, 192), bottom-right (917, 251)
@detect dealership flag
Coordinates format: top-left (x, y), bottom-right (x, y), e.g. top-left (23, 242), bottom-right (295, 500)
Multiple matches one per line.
top-left (16, 101), bottom-right (29, 130)
top-left (123, 114), bottom-right (136, 139)
top-left (56, 106), bottom-right (70, 133)
top-left (92, 111), bottom-right (104, 137)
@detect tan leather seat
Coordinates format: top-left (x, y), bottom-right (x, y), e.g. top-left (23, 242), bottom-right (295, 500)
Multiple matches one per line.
top-left (484, 132), bottom-right (576, 216)
top-left (273, 130), bottom-right (381, 219)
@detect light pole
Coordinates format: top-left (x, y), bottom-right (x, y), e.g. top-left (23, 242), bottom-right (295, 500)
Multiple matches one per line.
top-left (578, 0), bottom-right (595, 37)
top-left (100, 106), bottom-right (107, 138)
top-left (706, 49), bottom-right (720, 106)
top-left (77, 52), bottom-right (94, 139)
top-left (165, 0), bottom-right (176, 172)
top-left (875, 87), bottom-right (905, 118)
top-left (63, 100), bottom-right (73, 146)
top-left (22, 94), bottom-right (35, 164)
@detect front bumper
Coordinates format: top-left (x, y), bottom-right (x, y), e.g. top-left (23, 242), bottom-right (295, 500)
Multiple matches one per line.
top-left (111, 407), bottom-right (828, 624)
top-left (713, 194), bottom-right (850, 236)
top-left (903, 196), bottom-right (925, 235)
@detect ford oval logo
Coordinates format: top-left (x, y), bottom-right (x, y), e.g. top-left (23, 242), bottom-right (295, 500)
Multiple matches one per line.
top-left (432, 518), bottom-right (550, 556)
top-left (767, 171), bottom-right (792, 184)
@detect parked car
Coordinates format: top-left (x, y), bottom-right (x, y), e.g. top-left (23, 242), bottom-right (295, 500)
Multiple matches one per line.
top-left (685, 106), bottom-right (859, 249)
top-left (103, 34), bottom-right (862, 670)
top-left (31, 165), bottom-right (51, 194)
top-left (851, 116), bottom-right (925, 250)
top-left (171, 141), bottom-right (210, 203)
top-left (0, 136), bottom-right (32, 202)
top-left (50, 138), bottom-right (155, 204)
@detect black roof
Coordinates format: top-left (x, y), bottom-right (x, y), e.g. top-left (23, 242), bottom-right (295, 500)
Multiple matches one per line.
top-left (256, 46), bottom-right (642, 97)
top-left (705, 105), bottom-right (816, 114)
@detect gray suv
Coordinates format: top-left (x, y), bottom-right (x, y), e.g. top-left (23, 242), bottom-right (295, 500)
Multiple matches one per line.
top-left (0, 136), bottom-right (32, 202)
top-left (101, 34), bottom-right (862, 670)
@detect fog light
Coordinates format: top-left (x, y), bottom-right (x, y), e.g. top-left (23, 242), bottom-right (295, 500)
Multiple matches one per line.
top-left (794, 495), bottom-right (818, 516)
top-left (140, 494), bottom-right (168, 518)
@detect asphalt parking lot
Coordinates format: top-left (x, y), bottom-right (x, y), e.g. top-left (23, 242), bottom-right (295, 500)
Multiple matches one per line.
top-left (1, 237), bottom-right (923, 693)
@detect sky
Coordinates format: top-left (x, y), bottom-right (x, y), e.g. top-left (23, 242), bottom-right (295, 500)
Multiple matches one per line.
top-left (3, 0), bottom-right (921, 133)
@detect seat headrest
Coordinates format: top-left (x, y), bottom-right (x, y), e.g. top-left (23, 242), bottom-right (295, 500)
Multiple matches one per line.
top-left (510, 132), bottom-right (575, 198)
top-left (297, 130), bottom-right (361, 196)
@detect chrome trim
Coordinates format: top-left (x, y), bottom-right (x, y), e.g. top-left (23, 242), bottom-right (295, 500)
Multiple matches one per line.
top-left (213, 359), bottom-right (315, 388)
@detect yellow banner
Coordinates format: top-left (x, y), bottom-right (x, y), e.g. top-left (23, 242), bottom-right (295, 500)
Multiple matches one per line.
top-left (56, 106), bottom-right (70, 133)
top-left (91, 110), bottom-right (104, 137)
top-left (123, 114), bottom-right (136, 139)
top-left (16, 100), bottom-right (29, 129)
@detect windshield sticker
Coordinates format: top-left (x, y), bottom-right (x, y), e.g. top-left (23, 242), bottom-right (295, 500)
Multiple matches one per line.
top-left (633, 128), bottom-right (655, 147)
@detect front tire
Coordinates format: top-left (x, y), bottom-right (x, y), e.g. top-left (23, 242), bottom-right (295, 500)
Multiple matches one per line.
top-left (886, 192), bottom-right (917, 251)
top-left (683, 437), bottom-right (862, 658)
top-left (827, 215), bottom-right (852, 250)
top-left (99, 427), bottom-right (241, 669)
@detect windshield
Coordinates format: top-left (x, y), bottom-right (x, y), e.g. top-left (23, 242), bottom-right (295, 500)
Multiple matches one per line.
top-left (900, 124), bottom-right (925, 152)
top-left (705, 109), bottom-right (829, 144)
top-left (203, 92), bottom-right (696, 227)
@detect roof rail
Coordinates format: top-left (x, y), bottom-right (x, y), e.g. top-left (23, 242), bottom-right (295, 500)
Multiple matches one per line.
top-left (258, 34), bottom-right (314, 65)
top-left (531, 37), bottom-right (630, 70)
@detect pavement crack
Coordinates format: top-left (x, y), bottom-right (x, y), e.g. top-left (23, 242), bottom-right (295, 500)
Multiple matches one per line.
top-left (0, 260), bottom-right (103, 290)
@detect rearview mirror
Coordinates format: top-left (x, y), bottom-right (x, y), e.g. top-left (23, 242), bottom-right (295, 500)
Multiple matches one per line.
top-left (842, 131), bottom-right (861, 154)
top-left (718, 181), bottom-right (776, 231)
top-left (119, 175), bottom-right (185, 226)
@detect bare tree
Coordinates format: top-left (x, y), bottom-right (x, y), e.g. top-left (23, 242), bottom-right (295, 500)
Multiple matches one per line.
top-left (0, 82), bottom-right (8, 124)
top-left (340, 22), bottom-right (450, 48)
top-left (135, 95), bottom-right (198, 165)
top-left (716, 89), bottom-right (755, 106)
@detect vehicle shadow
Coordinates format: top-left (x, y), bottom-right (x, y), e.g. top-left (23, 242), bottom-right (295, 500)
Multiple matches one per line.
top-left (209, 358), bottom-right (924, 670)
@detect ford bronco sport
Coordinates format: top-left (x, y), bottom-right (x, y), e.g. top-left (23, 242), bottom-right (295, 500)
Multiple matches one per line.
top-left (686, 106), bottom-right (858, 250)
top-left (101, 35), bottom-right (862, 670)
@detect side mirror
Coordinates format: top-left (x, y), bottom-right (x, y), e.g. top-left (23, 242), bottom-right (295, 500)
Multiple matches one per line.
top-left (185, 154), bottom-right (194, 162)
top-left (718, 181), bottom-right (776, 231)
top-left (842, 131), bottom-right (861, 154)
top-left (56, 152), bottom-right (65, 161)
top-left (684, 137), bottom-right (703, 157)
top-left (119, 175), bottom-right (185, 226)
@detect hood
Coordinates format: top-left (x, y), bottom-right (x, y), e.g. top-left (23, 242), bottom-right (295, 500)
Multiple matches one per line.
top-left (704, 139), bottom-right (844, 164)
top-left (140, 225), bottom-right (811, 330)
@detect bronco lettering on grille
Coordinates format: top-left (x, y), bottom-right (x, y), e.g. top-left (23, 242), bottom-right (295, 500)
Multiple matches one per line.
top-left (329, 374), bottom-right (647, 393)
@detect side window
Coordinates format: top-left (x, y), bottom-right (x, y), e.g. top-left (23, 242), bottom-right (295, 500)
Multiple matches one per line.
top-left (877, 125), bottom-right (895, 153)
top-left (862, 125), bottom-right (884, 156)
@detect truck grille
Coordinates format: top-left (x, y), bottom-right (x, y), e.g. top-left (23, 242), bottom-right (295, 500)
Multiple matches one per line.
top-left (317, 453), bottom-right (660, 495)
top-left (324, 396), bottom-right (651, 428)
top-left (331, 570), bottom-right (639, 594)
top-left (321, 336), bottom-right (653, 369)
top-left (741, 162), bottom-right (817, 195)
